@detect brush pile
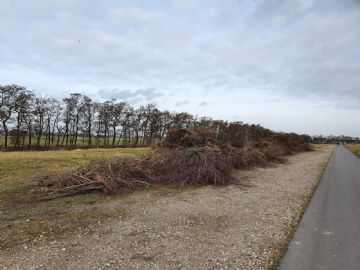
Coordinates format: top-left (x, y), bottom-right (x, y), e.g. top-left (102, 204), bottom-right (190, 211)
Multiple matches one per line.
top-left (149, 145), bottom-right (232, 186)
top-left (41, 158), bottom-right (151, 195)
top-left (162, 128), bottom-right (218, 148)
top-left (40, 128), bottom-right (312, 197)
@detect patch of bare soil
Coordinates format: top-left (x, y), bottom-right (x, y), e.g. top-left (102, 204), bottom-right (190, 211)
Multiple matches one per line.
top-left (0, 146), bottom-right (334, 270)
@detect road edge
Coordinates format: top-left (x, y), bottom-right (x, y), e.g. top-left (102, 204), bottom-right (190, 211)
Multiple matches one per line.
top-left (271, 145), bottom-right (336, 270)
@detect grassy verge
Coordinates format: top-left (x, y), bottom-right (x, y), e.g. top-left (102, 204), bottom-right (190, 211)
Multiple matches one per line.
top-left (312, 144), bottom-right (332, 150)
top-left (345, 144), bottom-right (360, 158)
top-left (0, 148), bottom-right (148, 250)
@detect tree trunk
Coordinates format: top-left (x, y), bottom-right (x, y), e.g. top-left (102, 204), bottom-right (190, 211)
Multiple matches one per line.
top-left (74, 115), bottom-right (79, 146)
top-left (134, 131), bottom-right (139, 147)
top-left (56, 129), bottom-right (61, 147)
top-left (28, 128), bottom-right (32, 150)
top-left (64, 124), bottom-right (69, 146)
top-left (36, 118), bottom-right (44, 147)
top-left (88, 122), bottom-right (92, 146)
top-left (14, 115), bottom-right (21, 148)
top-left (3, 127), bottom-right (8, 149)
top-left (112, 124), bottom-right (116, 146)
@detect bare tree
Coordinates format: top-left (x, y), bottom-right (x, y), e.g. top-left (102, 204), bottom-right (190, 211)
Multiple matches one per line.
top-left (108, 99), bottom-right (127, 146)
top-left (50, 99), bottom-right (62, 147)
top-left (171, 112), bottom-right (194, 129)
top-left (62, 93), bottom-right (81, 147)
top-left (0, 85), bottom-right (25, 149)
top-left (119, 105), bottom-right (134, 147)
top-left (129, 108), bottom-right (142, 147)
top-left (33, 96), bottom-right (47, 147)
top-left (13, 89), bottom-right (33, 148)
top-left (80, 96), bottom-right (97, 146)
top-left (97, 101), bottom-right (111, 146)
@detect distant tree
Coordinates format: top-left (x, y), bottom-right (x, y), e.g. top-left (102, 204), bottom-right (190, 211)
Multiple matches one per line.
top-left (97, 101), bottom-right (112, 146)
top-left (42, 98), bottom-right (62, 147)
top-left (147, 107), bottom-right (163, 145)
top-left (159, 110), bottom-right (172, 140)
top-left (62, 93), bottom-right (81, 147)
top-left (33, 96), bottom-right (47, 147)
top-left (108, 99), bottom-right (127, 146)
top-left (0, 85), bottom-right (25, 149)
top-left (80, 96), bottom-right (97, 146)
top-left (129, 108), bottom-right (143, 147)
top-left (13, 89), bottom-right (34, 148)
top-left (119, 105), bottom-right (134, 147)
top-left (23, 98), bottom-right (35, 149)
top-left (171, 112), bottom-right (194, 128)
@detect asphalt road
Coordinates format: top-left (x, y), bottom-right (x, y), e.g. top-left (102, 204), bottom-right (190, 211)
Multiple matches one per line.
top-left (278, 146), bottom-right (360, 270)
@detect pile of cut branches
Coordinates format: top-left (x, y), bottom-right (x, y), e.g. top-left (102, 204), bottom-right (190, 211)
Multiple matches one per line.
top-left (149, 145), bottom-right (232, 186)
top-left (39, 128), bottom-right (312, 198)
top-left (162, 128), bottom-right (218, 148)
top-left (40, 157), bottom-right (152, 196)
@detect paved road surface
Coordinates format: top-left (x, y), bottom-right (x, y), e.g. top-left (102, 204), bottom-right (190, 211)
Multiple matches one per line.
top-left (278, 146), bottom-right (360, 270)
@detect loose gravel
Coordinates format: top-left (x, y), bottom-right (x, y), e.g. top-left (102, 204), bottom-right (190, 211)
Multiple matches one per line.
top-left (1, 146), bottom-right (334, 270)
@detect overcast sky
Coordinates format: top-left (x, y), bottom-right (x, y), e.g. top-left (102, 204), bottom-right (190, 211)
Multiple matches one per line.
top-left (1, 0), bottom-right (359, 136)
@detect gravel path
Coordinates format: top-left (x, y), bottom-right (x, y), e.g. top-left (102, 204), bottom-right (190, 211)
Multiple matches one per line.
top-left (1, 146), bottom-right (334, 270)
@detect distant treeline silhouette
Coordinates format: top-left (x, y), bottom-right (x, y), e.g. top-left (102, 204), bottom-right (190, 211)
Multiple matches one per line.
top-left (2, 84), bottom-right (354, 151)
top-left (2, 84), bottom-right (310, 151)
top-left (312, 135), bottom-right (360, 144)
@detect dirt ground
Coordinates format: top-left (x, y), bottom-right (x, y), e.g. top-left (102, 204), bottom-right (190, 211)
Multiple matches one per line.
top-left (1, 145), bottom-right (334, 270)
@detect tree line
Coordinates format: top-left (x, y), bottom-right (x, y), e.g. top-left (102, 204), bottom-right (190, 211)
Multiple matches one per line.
top-left (312, 135), bottom-right (360, 144)
top-left (1, 84), bottom-right (284, 151)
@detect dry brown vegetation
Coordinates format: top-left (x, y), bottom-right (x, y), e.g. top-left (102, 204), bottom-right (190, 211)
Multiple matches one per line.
top-left (41, 128), bottom-right (312, 198)
top-left (346, 144), bottom-right (360, 158)
top-left (0, 148), bottom-right (149, 250)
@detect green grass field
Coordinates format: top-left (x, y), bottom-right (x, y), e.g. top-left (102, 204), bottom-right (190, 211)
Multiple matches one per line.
top-left (345, 144), bottom-right (360, 158)
top-left (0, 147), bottom-right (148, 250)
top-left (0, 135), bottom-right (142, 149)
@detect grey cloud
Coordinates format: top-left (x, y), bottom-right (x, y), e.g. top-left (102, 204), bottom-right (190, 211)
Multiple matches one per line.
top-left (0, 0), bottom-right (360, 135)
top-left (175, 100), bottom-right (190, 106)
top-left (98, 88), bottom-right (163, 103)
top-left (2, 0), bottom-right (359, 108)
top-left (198, 102), bottom-right (210, 106)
